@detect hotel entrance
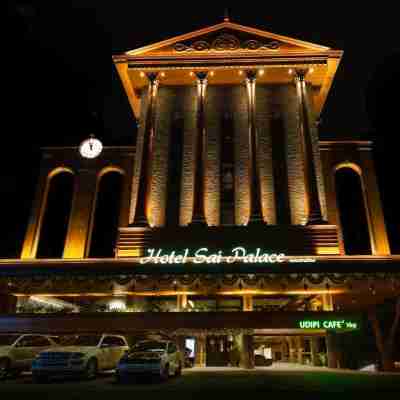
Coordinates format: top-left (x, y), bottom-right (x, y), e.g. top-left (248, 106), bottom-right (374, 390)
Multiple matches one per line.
top-left (206, 335), bottom-right (233, 366)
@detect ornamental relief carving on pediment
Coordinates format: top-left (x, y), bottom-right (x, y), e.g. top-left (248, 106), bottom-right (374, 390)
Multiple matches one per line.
top-left (174, 33), bottom-right (281, 53)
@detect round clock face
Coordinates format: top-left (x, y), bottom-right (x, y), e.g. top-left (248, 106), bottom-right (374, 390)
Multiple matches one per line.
top-left (79, 137), bottom-right (103, 159)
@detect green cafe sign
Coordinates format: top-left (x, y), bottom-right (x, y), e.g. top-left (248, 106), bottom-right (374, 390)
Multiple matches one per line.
top-left (298, 318), bottom-right (359, 331)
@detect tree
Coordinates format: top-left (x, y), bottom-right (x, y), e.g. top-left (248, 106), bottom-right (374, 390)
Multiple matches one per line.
top-left (368, 297), bottom-right (400, 371)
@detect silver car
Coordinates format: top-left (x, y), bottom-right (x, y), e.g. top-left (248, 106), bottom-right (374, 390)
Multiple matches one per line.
top-left (0, 334), bottom-right (59, 379)
top-left (32, 334), bottom-right (128, 382)
top-left (116, 340), bottom-right (182, 382)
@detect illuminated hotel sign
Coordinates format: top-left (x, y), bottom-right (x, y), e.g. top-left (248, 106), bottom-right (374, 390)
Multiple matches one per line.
top-left (140, 247), bottom-right (316, 264)
top-left (298, 319), bottom-right (359, 331)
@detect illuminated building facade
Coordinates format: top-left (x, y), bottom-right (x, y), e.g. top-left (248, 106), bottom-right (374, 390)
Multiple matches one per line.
top-left (1, 19), bottom-right (399, 370)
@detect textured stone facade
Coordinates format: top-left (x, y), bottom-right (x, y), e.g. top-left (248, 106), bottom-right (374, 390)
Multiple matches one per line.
top-left (131, 82), bottom-right (327, 228)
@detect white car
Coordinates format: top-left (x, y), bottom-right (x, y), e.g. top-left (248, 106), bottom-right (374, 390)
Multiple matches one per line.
top-left (32, 334), bottom-right (128, 382)
top-left (116, 340), bottom-right (182, 382)
top-left (0, 334), bottom-right (59, 379)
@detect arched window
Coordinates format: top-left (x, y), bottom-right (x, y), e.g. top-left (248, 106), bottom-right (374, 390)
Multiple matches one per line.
top-left (88, 170), bottom-right (123, 258)
top-left (37, 170), bottom-right (74, 258)
top-left (335, 166), bottom-right (372, 254)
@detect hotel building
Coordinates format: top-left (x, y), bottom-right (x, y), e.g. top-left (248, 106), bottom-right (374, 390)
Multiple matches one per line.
top-left (1, 18), bottom-right (399, 370)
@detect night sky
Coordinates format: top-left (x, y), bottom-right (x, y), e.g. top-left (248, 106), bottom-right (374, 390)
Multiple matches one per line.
top-left (3, 2), bottom-right (399, 256)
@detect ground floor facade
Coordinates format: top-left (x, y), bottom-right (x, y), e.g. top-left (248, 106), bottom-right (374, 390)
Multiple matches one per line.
top-left (0, 256), bottom-right (399, 371)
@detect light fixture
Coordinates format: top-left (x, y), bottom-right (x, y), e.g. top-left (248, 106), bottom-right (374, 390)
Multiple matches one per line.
top-left (79, 134), bottom-right (103, 159)
top-left (238, 70), bottom-right (243, 75)
top-left (189, 71), bottom-right (194, 76)
top-left (140, 72), bottom-right (145, 77)
top-left (288, 69), bottom-right (293, 75)
top-left (210, 71), bottom-right (215, 77)
top-left (258, 69), bottom-right (265, 76)
top-left (309, 67), bottom-right (314, 74)
top-left (160, 72), bottom-right (166, 77)
top-left (109, 299), bottom-right (126, 311)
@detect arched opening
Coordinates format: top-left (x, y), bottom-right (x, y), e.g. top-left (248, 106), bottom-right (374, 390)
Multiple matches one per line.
top-left (36, 171), bottom-right (74, 258)
top-left (335, 166), bottom-right (372, 254)
top-left (88, 170), bottom-right (123, 258)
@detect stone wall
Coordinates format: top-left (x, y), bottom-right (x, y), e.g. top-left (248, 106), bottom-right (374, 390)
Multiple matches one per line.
top-left (131, 82), bottom-right (327, 228)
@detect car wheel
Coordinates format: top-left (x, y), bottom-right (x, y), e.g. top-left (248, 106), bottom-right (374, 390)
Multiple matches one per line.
top-left (84, 358), bottom-right (98, 380)
top-left (0, 358), bottom-right (10, 380)
top-left (174, 362), bottom-right (182, 377)
top-left (160, 364), bottom-right (169, 381)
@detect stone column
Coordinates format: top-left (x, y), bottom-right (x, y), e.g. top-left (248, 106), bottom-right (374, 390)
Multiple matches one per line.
top-left (296, 336), bottom-right (304, 364)
top-left (311, 337), bottom-right (321, 366)
top-left (326, 331), bottom-right (340, 369)
top-left (21, 167), bottom-right (49, 259)
top-left (235, 333), bottom-right (254, 369)
top-left (190, 72), bottom-right (208, 225)
top-left (321, 293), bottom-right (334, 311)
top-left (194, 335), bottom-right (206, 367)
top-left (288, 337), bottom-right (296, 363)
top-left (294, 69), bottom-right (325, 225)
top-left (63, 169), bottom-right (97, 259)
top-left (132, 73), bottom-right (159, 226)
top-left (242, 294), bottom-right (253, 311)
top-left (176, 294), bottom-right (187, 311)
top-left (245, 71), bottom-right (264, 224)
top-left (176, 336), bottom-right (186, 367)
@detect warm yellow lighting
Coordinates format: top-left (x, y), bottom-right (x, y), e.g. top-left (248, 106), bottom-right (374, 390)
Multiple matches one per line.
top-left (189, 71), bottom-right (194, 76)
top-left (160, 72), bottom-right (166, 77)
top-left (288, 69), bottom-right (293, 75)
top-left (309, 67), bottom-right (314, 74)
top-left (210, 71), bottom-right (215, 77)
top-left (14, 289), bottom-right (344, 298)
top-left (238, 70), bottom-right (243, 75)
top-left (109, 299), bottom-right (127, 311)
top-left (258, 69), bottom-right (265, 76)
top-left (140, 72), bottom-right (145, 77)
top-left (315, 246), bottom-right (340, 255)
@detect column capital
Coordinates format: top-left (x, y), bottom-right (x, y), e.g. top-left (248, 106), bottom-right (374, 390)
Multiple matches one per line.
top-left (146, 72), bottom-right (159, 84)
top-left (195, 71), bottom-right (208, 83)
top-left (245, 70), bottom-right (257, 82)
top-left (294, 68), bottom-right (310, 82)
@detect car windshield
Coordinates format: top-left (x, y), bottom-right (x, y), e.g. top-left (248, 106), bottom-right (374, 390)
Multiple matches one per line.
top-left (131, 341), bottom-right (167, 352)
top-left (61, 335), bottom-right (102, 347)
top-left (0, 335), bottom-right (20, 346)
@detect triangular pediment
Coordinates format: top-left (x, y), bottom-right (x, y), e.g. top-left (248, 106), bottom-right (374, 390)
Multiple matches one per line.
top-left (125, 21), bottom-right (330, 57)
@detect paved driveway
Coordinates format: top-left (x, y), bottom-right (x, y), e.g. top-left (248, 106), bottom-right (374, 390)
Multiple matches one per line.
top-left (0, 366), bottom-right (399, 398)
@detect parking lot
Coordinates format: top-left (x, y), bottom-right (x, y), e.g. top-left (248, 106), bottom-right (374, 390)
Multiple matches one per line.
top-left (0, 365), bottom-right (399, 398)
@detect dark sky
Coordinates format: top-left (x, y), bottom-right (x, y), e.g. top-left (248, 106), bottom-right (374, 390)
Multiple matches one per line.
top-left (3, 2), bottom-right (399, 256)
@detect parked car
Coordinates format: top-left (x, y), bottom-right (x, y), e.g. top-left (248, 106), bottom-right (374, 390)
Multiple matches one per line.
top-left (116, 339), bottom-right (182, 382)
top-left (0, 334), bottom-right (59, 379)
top-left (32, 334), bottom-right (128, 382)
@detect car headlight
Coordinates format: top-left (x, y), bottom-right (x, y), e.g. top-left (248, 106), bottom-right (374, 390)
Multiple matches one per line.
top-left (71, 352), bottom-right (85, 359)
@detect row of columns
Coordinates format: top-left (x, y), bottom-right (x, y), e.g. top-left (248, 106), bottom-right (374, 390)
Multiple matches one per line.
top-left (175, 293), bottom-right (338, 369)
top-left (130, 68), bottom-right (326, 227)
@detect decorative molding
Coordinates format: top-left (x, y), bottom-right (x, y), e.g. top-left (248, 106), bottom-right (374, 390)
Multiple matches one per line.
top-left (174, 34), bottom-right (281, 53)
